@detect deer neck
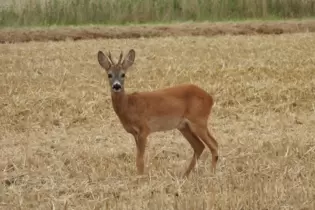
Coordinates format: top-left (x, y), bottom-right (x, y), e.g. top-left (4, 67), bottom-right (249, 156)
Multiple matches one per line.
top-left (111, 90), bottom-right (128, 116)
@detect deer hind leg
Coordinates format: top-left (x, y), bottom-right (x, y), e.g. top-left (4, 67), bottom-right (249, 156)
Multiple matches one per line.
top-left (191, 123), bottom-right (219, 173)
top-left (178, 123), bottom-right (205, 177)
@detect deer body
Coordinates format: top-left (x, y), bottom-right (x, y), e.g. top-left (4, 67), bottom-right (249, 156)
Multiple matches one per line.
top-left (97, 49), bottom-right (218, 177)
top-left (112, 84), bottom-right (213, 134)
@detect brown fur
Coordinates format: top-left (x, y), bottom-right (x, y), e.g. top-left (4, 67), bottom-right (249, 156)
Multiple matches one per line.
top-left (97, 49), bottom-right (219, 177)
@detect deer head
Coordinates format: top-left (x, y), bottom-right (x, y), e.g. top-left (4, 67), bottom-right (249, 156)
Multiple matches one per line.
top-left (97, 49), bottom-right (135, 93)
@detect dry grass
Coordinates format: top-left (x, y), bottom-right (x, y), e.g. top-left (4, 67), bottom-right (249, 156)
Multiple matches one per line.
top-left (0, 32), bottom-right (315, 209)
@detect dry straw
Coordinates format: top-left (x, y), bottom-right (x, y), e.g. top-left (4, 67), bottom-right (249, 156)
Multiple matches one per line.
top-left (0, 33), bottom-right (314, 209)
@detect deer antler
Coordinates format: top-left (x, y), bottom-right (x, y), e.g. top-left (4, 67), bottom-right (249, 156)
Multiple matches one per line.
top-left (118, 50), bottom-right (123, 64)
top-left (108, 51), bottom-right (115, 65)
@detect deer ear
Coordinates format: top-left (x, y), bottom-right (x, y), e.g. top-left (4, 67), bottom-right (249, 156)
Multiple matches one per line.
top-left (97, 51), bottom-right (112, 71)
top-left (122, 49), bottom-right (135, 70)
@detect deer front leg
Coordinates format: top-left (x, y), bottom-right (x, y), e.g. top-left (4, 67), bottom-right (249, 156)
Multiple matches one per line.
top-left (134, 128), bottom-right (149, 175)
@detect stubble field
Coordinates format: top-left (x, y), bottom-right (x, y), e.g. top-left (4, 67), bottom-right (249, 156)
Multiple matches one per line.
top-left (0, 29), bottom-right (315, 209)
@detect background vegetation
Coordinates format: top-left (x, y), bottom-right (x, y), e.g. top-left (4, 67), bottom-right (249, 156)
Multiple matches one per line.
top-left (1, 0), bottom-right (315, 27)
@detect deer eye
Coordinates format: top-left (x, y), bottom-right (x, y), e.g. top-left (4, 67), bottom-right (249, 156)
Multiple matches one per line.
top-left (121, 73), bottom-right (125, 78)
top-left (108, 74), bottom-right (113, 79)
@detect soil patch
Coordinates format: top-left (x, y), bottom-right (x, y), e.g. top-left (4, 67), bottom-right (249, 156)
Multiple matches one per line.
top-left (1, 20), bottom-right (315, 43)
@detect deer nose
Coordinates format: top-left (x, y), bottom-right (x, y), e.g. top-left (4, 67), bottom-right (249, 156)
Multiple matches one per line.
top-left (112, 82), bottom-right (122, 91)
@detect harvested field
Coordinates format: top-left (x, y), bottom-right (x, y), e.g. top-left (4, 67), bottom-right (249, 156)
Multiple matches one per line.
top-left (2, 20), bottom-right (315, 43)
top-left (0, 31), bottom-right (315, 209)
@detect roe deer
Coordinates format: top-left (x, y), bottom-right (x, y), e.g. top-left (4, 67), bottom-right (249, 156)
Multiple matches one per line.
top-left (97, 49), bottom-right (219, 177)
